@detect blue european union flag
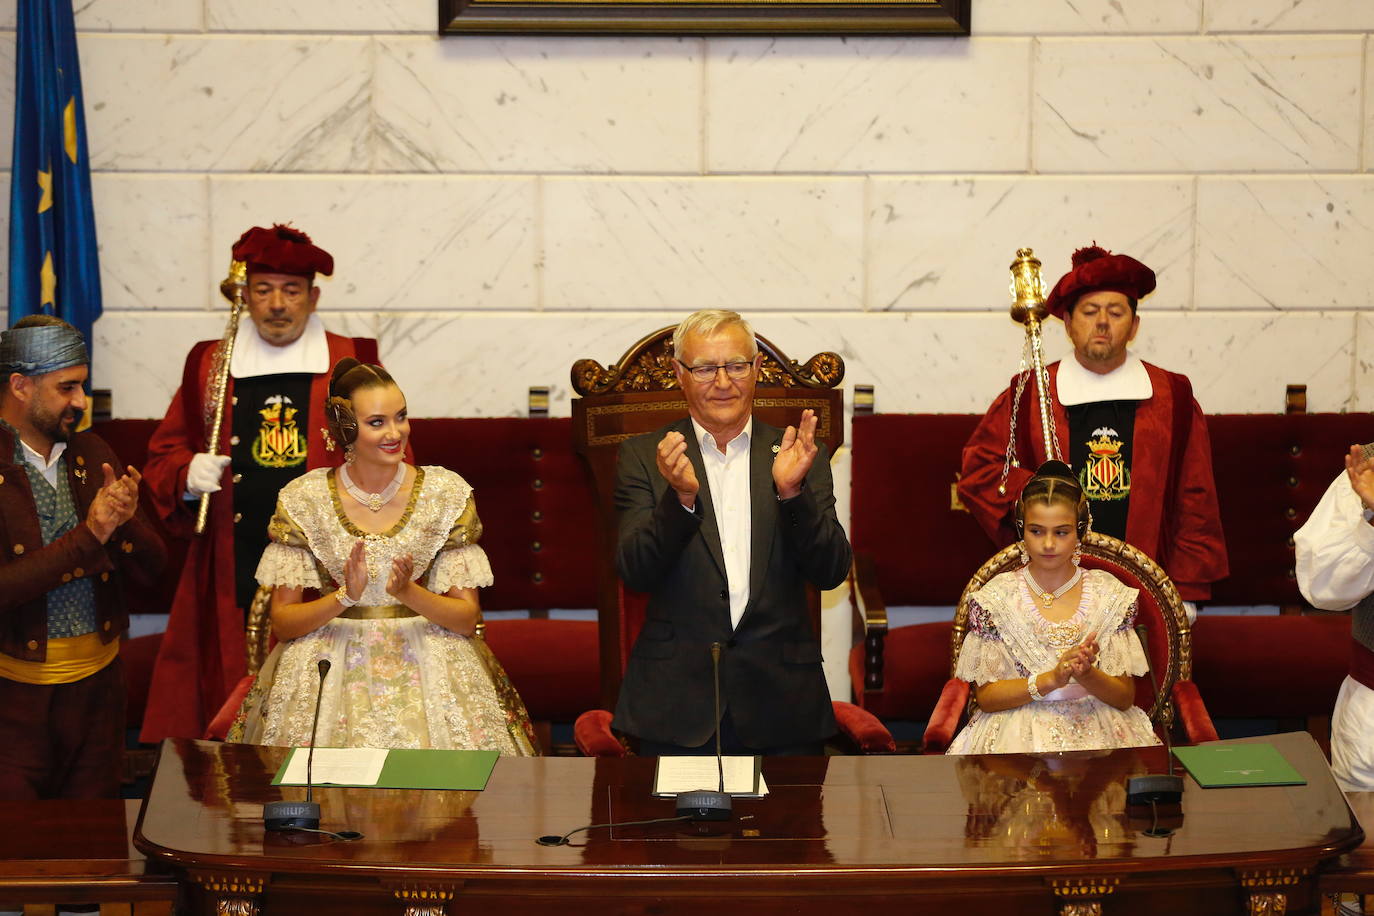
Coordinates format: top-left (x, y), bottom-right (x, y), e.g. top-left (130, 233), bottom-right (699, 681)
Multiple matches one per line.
top-left (8, 0), bottom-right (101, 347)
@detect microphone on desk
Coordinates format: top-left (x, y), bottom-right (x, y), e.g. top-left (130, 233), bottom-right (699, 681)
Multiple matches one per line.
top-left (1126, 625), bottom-right (1184, 809)
top-left (264, 658), bottom-right (331, 833)
top-left (675, 641), bottom-right (733, 822)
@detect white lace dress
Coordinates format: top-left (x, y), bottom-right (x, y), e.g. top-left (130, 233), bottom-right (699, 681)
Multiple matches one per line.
top-left (226, 466), bottom-right (537, 755)
top-left (946, 568), bottom-right (1161, 755)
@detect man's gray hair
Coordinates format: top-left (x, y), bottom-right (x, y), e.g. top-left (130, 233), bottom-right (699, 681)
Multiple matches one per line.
top-left (671, 309), bottom-right (759, 362)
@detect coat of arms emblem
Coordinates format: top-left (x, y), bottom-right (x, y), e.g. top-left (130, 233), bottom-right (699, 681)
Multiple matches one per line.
top-left (252, 395), bottom-right (307, 469)
top-left (1080, 426), bottom-right (1130, 501)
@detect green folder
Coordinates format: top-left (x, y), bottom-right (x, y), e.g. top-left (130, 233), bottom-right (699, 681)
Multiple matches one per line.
top-left (272, 748), bottom-right (499, 791)
top-left (1172, 743), bottom-right (1306, 788)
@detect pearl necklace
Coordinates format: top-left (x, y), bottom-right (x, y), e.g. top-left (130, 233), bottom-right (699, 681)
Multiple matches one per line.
top-left (339, 463), bottom-right (406, 512)
top-left (1022, 566), bottom-right (1082, 609)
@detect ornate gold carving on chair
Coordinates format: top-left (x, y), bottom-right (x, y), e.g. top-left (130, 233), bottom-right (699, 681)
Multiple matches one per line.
top-left (245, 584), bottom-right (272, 676)
top-left (951, 531), bottom-right (1190, 723)
top-left (571, 325), bottom-right (844, 396)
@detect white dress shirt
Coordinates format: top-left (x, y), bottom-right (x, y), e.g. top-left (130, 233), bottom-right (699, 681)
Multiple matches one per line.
top-left (1295, 470), bottom-right (1374, 611)
top-left (19, 436), bottom-right (68, 491)
top-left (691, 418), bottom-right (752, 630)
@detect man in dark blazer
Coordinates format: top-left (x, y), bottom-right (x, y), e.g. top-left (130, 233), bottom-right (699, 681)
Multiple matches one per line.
top-left (613, 309), bottom-right (851, 756)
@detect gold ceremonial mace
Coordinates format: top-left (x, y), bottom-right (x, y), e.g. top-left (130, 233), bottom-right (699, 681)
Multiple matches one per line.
top-left (194, 259), bottom-right (248, 535)
top-left (998, 248), bottom-right (1062, 496)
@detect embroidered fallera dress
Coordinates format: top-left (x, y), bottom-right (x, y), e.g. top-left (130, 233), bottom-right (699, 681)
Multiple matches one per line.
top-left (946, 568), bottom-right (1160, 755)
top-left (227, 466), bottom-right (538, 755)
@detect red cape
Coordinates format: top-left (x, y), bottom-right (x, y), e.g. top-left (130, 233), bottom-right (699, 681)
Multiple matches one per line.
top-left (139, 331), bottom-right (380, 742)
top-left (957, 359), bottom-right (1228, 601)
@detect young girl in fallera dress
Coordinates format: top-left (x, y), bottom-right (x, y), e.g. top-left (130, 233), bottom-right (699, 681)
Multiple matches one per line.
top-left (229, 359), bottom-right (537, 754)
top-left (946, 461), bottom-right (1159, 755)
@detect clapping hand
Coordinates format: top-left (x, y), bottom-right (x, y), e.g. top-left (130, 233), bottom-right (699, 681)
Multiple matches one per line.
top-left (1347, 444), bottom-right (1374, 511)
top-left (655, 431), bottom-right (699, 509)
top-left (387, 553), bottom-right (417, 598)
top-left (85, 464), bottom-right (142, 543)
top-left (343, 540), bottom-right (368, 603)
top-left (1064, 636), bottom-right (1101, 680)
top-left (772, 409), bottom-right (819, 500)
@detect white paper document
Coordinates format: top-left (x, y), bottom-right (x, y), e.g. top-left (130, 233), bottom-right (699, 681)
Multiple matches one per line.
top-left (653, 755), bottom-right (768, 798)
top-left (278, 747), bottom-right (389, 786)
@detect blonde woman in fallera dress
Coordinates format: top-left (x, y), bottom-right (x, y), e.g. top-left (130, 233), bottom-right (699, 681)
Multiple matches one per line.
top-left (228, 358), bottom-right (537, 754)
top-left (947, 461), bottom-right (1159, 755)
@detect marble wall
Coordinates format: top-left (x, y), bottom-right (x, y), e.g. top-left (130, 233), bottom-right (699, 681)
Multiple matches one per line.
top-left (3, 0), bottom-right (1372, 697)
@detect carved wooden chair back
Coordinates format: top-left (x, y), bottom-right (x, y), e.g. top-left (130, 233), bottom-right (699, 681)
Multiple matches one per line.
top-left (950, 531), bottom-right (1190, 725)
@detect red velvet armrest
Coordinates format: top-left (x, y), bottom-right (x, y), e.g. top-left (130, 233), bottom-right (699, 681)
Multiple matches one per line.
top-left (1171, 679), bottom-right (1219, 745)
top-left (832, 700), bottom-right (895, 754)
top-left (574, 709), bottom-right (628, 758)
top-left (203, 675), bottom-right (255, 741)
top-left (921, 678), bottom-right (970, 754)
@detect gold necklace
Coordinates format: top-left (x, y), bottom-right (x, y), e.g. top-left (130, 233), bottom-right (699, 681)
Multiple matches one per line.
top-left (1022, 567), bottom-right (1082, 609)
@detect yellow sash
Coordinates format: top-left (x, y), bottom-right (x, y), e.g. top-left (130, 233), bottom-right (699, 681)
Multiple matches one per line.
top-left (0, 632), bottom-right (117, 685)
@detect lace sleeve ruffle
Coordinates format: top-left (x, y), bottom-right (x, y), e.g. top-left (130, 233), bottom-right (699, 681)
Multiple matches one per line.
top-left (954, 598), bottom-right (1025, 684)
top-left (255, 542), bottom-right (324, 590)
top-left (1095, 599), bottom-right (1148, 677)
top-left (427, 544), bottom-right (494, 592)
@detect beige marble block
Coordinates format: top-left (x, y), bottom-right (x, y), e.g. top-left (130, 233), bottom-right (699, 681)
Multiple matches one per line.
top-left (82, 35), bottom-right (372, 173)
top-left (1197, 176), bottom-right (1374, 310)
top-left (868, 176), bottom-right (1194, 312)
top-left (706, 37), bottom-right (1031, 174)
top-left (1203, 0), bottom-right (1374, 32)
top-left (207, 0), bottom-right (432, 33)
top-left (1035, 36), bottom-right (1363, 172)
top-left (209, 175), bottom-right (539, 313)
top-left (92, 174), bottom-right (210, 313)
top-left (374, 36), bottom-right (702, 174)
top-left (543, 176), bottom-right (864, 311)
top-left (975, 0), bottom-right (1201, 34)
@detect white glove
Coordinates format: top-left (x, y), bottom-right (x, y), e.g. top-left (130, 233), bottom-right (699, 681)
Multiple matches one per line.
top-left (186, 453), bottom-right (232, 497)
top-left (1182, 601), bottom-right (1198, 625)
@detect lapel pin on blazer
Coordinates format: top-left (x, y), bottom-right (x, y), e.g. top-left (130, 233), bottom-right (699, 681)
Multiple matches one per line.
top-left (74, 467), bottom-right (87, 484)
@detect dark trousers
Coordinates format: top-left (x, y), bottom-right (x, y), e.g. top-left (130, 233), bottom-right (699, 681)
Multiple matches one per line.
top-left (0, 655), bottom-right (125, 800)
top-left (635, 707), bottom-right (826, 757)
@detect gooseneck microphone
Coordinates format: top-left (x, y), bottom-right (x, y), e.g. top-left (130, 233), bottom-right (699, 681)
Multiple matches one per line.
top-left (264, 658), bottom-right (331, 832)
top-left (1126, 625), bottom-right (1184, 807)
top-left (675, 641), bottom-right (733, 822)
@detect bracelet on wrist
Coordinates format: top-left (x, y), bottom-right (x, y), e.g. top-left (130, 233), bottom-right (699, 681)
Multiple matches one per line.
top-left (335, 587), bottom-right (359, 608)
top-left (1027, 672), bottom-right (1047, 702)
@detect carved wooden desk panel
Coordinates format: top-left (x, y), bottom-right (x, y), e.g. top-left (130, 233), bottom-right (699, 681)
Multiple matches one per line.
top-left (135, 733), bottom-right (1360, 916)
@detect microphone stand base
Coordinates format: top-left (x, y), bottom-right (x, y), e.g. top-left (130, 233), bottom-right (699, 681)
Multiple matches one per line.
top-left (675, 790), bottom-right (733, 821)
top-left (263, 800), bottom-right (321, 832)
top-left (1126, 774), bottom-right (1184, 806)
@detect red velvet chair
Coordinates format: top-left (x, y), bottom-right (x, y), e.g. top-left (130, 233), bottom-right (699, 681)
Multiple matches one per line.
top-left (568, 325), bottom-right (894, 756)
top-left (922, 531), bottom-right (1218, 753)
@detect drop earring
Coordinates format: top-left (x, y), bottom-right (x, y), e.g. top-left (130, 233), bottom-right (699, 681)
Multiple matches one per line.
top-left (1072, 543), bottom-right (1082, 567)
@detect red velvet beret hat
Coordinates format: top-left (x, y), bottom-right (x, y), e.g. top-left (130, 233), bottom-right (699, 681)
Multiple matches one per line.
top-left (1043, 244), bottom-right (1155, 319)
top-left (231, 224), bottom-right (334, 280)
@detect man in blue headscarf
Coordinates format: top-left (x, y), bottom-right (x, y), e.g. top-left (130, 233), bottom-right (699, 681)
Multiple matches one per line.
top-left (0, 315), bottom-right (165, 799)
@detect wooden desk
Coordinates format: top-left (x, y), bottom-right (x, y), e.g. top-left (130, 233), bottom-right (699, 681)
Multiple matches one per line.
top-left (135, 733), bottom-right (1359, 916)
top-left (0, 798), bottom-right (176, 915)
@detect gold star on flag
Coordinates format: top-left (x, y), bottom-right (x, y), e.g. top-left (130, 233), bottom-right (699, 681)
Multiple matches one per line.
top-left (63, 98), bottom-right (78, 164)
top-left (37, 167), bottom-right (53, 213)
top-left (40, 252), bottom-right (57, 309)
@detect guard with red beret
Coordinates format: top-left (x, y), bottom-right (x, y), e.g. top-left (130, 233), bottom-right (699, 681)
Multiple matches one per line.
top-left (140, 224), bottom-right (389, 741)
top-left (958, 245), bottom-right (1228, 613)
